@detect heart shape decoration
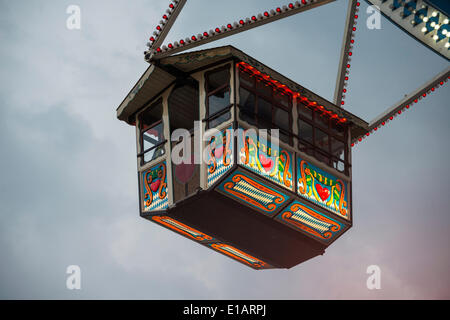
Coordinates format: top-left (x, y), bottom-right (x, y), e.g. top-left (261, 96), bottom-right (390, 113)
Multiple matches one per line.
top-left (214, 146), bottom-right (224, 159)
top-left (150, 179), bottom-right (161, 192)
top-left (315, 183), bottom-right (330, 202)
top-left (175, 157), bottom-right (195, 184)
top-left (259, 154), bottom-right (274, 172)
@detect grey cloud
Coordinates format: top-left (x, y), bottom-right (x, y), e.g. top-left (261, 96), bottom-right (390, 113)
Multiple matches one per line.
top-left (0, 0), bottom-right (449, 299)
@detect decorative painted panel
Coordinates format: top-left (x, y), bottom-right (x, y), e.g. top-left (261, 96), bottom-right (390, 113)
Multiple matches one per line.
top-left (217, 170), bottom-right (289, 216)
top-left (297, 157), bottom-right (350, 220)
top-left (238, 127), bottom-right (294, 191)
top-left (151, 216), bottom-right (214, 242)
top-left (141, 161), bottom-right (169, 212)
top-left (207, 243), bottom-right (269, 269)
top-left (207, 126), bottom-right (233, 187)
top-left (276, 201), bottom-right (346, 243)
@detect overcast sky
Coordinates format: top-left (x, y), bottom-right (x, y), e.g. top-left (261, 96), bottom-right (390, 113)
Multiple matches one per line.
top-left (1, 0), bottom-right (449, 299)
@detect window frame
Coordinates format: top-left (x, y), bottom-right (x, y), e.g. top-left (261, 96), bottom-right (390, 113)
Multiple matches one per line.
top-left (238, 68), bottom-right (293, 145)
top-left (204, 65), bottom-right (232, 129)
top-left (296, 99), bottom-right (349, 174)
top-left (138, 99), bottom-right (167, 165)
top-left (168, 81), bottom-right (200, 135)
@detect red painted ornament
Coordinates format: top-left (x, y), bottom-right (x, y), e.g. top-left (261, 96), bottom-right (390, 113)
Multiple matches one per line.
top-left (259, 154), bottom-right (274, 172)
top-left (316, 184), bottom-right (330, 202)
top-left (150, 179), bottom-right (161, 192)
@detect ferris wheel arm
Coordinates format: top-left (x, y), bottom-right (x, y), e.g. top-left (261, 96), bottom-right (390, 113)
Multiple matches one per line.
top-left (365, 0), bottom-right (450, 61)
top-left (147, 0), bottom-right (335, 61)
top-left (333, 0), bottom-right (360, 106)
top-left (363, 66), bottom-right (450, 136)
top-left (147, 0), bottom-right (188, 52)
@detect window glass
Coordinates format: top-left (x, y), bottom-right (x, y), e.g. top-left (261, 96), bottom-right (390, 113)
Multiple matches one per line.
top-left (209, 113), bottom-right (231, 128)
top-left (315, 128), bottom-right (329, 151)
top-left (331, 137), bottom-right (345, 161)
top-left (315, 150), bottom-right (330, 166)
top-left (208, 89), bottom-right (230, 115)
top-left (142, 122), bottom-right (165, 163)
top-left (299, 142), bottom-right (314, 157)
top-left (256, 80), bottom-right (272, 98)
top-left (240, 71), bottom-right (254, 88)
top-left (316, 113), bottom-right (329, 129)
top-left (274, 107), bottom-right (290, 133)
top-left (206, 66), bottom-right (231, 129)
top-left (141, 102), bottom-right (163, 130)
top-left (143, 122), bottom-right (164, 150)
top-left (274, 91), bottom-right (290, 108)
top-left (169, 84), bottom-right (199, 132)
top-left (257, 98), bottom-right (272, 128)
top-left (275, 130), bottom-right (290, 144)
top-left (332, 158), bottom-right (345, 172)
top-left (207, 67), bottom-right (230, 92)
top-left (144, 145), bottom-right (165, 163)
top-left (239, 69), bottom-right (294, 145)
top-left (331, 122), bottom-right (346, 137)
top-left (239, 88), bottom-right (256, 125)
top-left (298, 119), bottom-right (313, 144)
top-left (296, 98), bottom-right (349, 174)
top-left (298, 103), bottom-right (312, 120)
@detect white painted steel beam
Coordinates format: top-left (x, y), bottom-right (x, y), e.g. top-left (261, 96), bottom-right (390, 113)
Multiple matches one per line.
top-left (365, 0), bottom-right (450, 60)
top-left (334, 0), bottom-right (360, 106)
top-left (146, 0), bottom-right (335, 61)
top-left (352, 66), bottom-right (450, 144)
top-left (147, 0), bottom-right (187, 51)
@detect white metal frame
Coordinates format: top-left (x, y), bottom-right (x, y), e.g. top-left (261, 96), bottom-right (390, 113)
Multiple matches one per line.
top-left (146, 0), bottom-right (335, 61)
top-left (353, 66), bottom-right (450, 144)
top-left (334, 0), bottom-right (359, 106)
top-left (141, 0), bottom-right (450, 147)
top-left (365, 0), bottom-right (450, 61)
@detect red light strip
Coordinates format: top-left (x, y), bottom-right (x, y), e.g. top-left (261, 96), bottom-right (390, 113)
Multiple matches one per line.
top-left (351, 72), bottom-right (450, 147)
top-left (334, 0), bottom-right (360, 107)
top-left (146, 0), bottom-right (187, 55)
top-left (146, 0), bottom-right (336, 61)
top-left (238, 62), bottom-right (347, 124)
